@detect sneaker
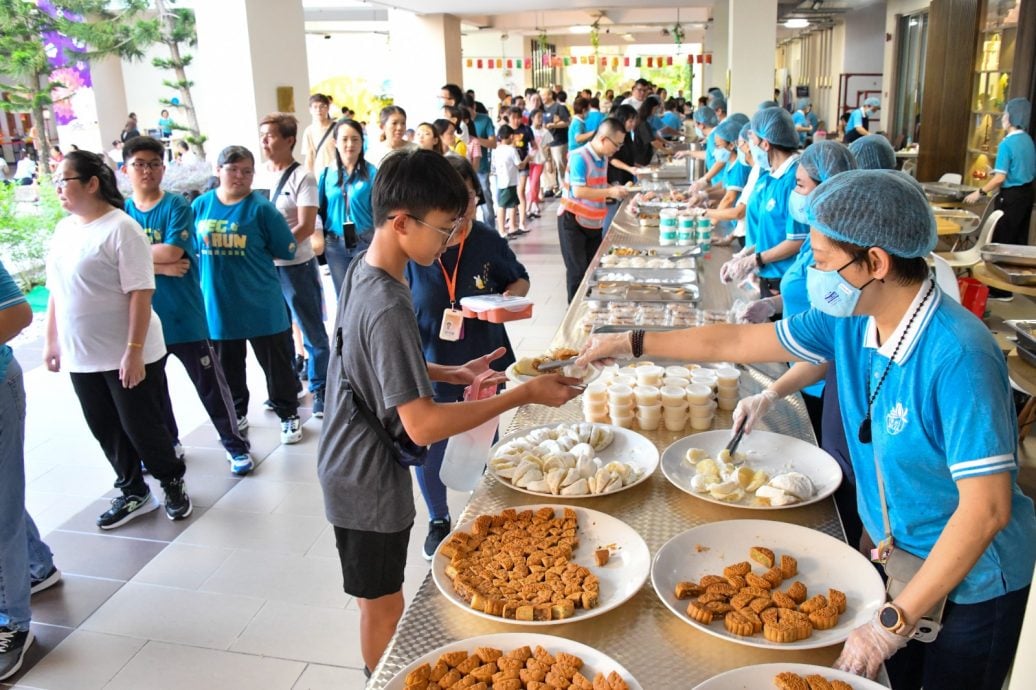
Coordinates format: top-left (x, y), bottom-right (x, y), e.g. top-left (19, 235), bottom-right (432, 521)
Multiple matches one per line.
top-left (423, 518), bottom-right (452, 560)
top-left (313, 392), bottom-right (324, 419)
top-left (96, 491), bottom-right (159, 530)
top-left (988, 287), bottom-right (1014, 301)
top-left (280, 415), bottom-right (303, 444)
top-left (237, 415), bottom-right (249, 431)
top-left (295, 354), bottom-right (308, 381)
top-left (173, 442), bottom-right (186, 461)
top-left (262, 399), bottom-right (275, 411)
top-left (163, 478), bottom-right (193, 521)
top-left (0, 626), bottom-right (34, 681)
top-left (30, 566), bottom-right (61, 595)
top-left (226, 452), bottom-right (254, 476)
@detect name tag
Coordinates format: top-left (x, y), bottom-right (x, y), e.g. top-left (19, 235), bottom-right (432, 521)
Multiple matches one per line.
top-left (439, 308), bottom-right (465, 342)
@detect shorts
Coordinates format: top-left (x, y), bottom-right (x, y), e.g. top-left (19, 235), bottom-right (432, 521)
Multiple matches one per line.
top-left (333, 523), bottom-right (412, 599)
top-left (497, 185), bottom-right (519, 208)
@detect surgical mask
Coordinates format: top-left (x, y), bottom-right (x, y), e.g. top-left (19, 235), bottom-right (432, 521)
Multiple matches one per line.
top-left (750, 142), bottom-right (770, 171)
top-left (737, 148), bottom-right (749, 166)
top-left (695, 126), bottom-right (704, 139)
top-left (714, 147), bottom-right (731, 164)
top-left (806, 260), bottom-right (875, 318)
top-left (788, 190), bottom-right (809, 225)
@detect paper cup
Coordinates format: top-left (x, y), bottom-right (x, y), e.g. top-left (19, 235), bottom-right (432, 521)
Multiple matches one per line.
top-left (686, 383), bottom-right (713, 405)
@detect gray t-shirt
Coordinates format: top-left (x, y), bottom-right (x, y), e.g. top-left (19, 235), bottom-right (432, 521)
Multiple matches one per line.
top-left (317, 254), bottom-right (434, 532)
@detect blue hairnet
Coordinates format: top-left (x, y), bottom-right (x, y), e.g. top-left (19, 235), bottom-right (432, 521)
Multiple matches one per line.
top-left (727, 113), bottom-right (750, 130)
top-left (708, 87), bottom-right (725, 99)
top-left (807, 170), bottom-right (936, 258)
top-left (750, 107), bottom-right (799, 149)
top-left (1005, 98), bottom-right (1031, 129)
top-left (863, 97), bottom-right (880, 108)
top-left (796, 98), bottom-right (811, 111)
top-left (759, 100), bottom-right (780, 110)
top-left (848, 134), bottom-right (896, 170)
top-left (799, 141), bottom-right (857, 183)
top-left (713, 119), bottom-right (741, 145)
top-left (708, 97), bottom-right (727, 114)
top-left (693, 106), bottom-right (718, 127)
top-left (738, 123), bottom-right (753, 143)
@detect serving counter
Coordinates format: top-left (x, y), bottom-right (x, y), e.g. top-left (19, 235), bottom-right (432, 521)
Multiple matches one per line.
top-left (369, 200), bottom-right (849, 689)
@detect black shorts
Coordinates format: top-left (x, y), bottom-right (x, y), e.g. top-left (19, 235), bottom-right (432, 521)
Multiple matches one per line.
top-left (333, 523), bottom-right (412, 599)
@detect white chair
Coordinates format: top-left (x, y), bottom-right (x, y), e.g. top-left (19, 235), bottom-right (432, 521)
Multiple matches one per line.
top-left (938, 173), bottom-right (963, 185)
top-left (930, 253), bottom-right (961, 302)
top-left (935, 209), bottom-right (1003, 269)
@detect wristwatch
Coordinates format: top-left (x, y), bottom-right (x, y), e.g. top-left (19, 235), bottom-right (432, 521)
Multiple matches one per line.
top-left (979, 189), bottom-right (989, 197)
top-left (878, 602), bottom-right (911, 636)
top-left (755, 252), bottom-right (764, 268)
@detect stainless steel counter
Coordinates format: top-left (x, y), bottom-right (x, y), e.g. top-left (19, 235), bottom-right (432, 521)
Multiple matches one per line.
top-left (369, 200), bottom-right (846, 689)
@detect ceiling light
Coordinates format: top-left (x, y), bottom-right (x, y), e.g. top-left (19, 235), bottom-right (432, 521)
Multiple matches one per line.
top-left (784, 19), bottom-right (810, 29)
top-left (569, 25), bottom-right (592, 34)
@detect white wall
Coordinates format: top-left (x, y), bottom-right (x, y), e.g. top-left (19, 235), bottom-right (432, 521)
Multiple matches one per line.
top-left (843, 2), bottom-right (887, 73)
top-left (728, 0), bottom-right (778, 114)
top-left (387, 11), bottom-right (463, 125)
top-left (460, 31), bottom-right (529, 116)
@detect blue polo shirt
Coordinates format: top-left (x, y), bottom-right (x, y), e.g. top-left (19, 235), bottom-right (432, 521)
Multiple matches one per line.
top-left (568, 116), bottom-right (587, 153)
top-left (318, 162), bottom-right (377, 238)
top-left (777, 235), bottom-right (823, 398)
top-left (723, 159), bottom-right (752, 192)
top-left (776, 284), bottom-right (1036, 604)
top-left (0, 259), bottom-right (26, 379)
top-left (745, 155), bottom-right (809, 279)
top-left (704, 128), bottom-right (717, 169)
top-left (993, 131), bottom-right (1036, 188)
top-left (585, 110), bottom-right (605, 135)
top-left (124, 193), bottom-right (209, 345)
top-left (847, 107), bottom-right (866, 132)
top-left (191, 191), bottom-right (296, 340)
top-left (405, 221), bottom-right (528, 401)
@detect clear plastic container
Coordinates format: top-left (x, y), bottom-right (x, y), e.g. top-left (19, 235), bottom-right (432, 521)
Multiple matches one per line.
top-left (460, 294), bottom-right (534, 323)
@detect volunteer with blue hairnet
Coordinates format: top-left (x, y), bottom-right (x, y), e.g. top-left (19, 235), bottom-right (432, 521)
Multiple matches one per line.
top-left (720, 107), bottom-right (809, 297)
top-left (703, 117), bottom-right (753, 239)
top-left (793, 98), bottom-right (814, 147)
top-left (849, 134), bottom-right (897, 170)
top-left (845, 97), bottom-right (881, 143)
top-left (577, 169), bottom-right (1035, 689)
top-left (964, 98), bottom-right (1035, 254)
top-left (677, 106), bottom-right (727, 192)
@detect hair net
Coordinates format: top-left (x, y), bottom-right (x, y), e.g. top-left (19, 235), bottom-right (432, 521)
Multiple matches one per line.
top-left (727, 113), bottom-right (750, 130)
top-left (708, 97), bottom-right (727, 114)
top-left (738, 123), bottom-right (753, 143)
top-left (1005, 98), bottom-right (1032, 129)
top-left (693, 106), bottom-right (719, 127)
top-left (799, 141), bottom-right (857, 183)
top-left (796, 98), bottom-right (811, 111)
top-left (750, 107), bottom-right (800, 149)
top-left (713, 119), bottom-right (741, 145)
top-left (708, 87), bottom-right (725, 99)
top-left (848, 134), bottom-right (897, 170)
top-left (807, 170), bottom-right (936, 258)
top-left (863, 97), bottom-right (881, 108)
top-left (758, 100), bottom-right (780, 110)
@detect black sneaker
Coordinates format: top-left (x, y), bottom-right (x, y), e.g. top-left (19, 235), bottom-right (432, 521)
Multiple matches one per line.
top-left (163, 479), bottom-right (193, 521)
top-left (0, 626), bottom-right (34, 681)
top-left (30, 566), bottom-right (61, 595)
top-left (295, 354), bottom-right (308, 381)
top-left (423, 518), bottom-right (451, 560)
top-left (96, 491), bottom-right (159, 530)
top-left (313, 391), bottom-right (324, 419)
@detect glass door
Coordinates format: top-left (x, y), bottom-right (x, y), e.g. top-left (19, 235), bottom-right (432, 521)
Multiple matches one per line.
top-left (892, 11), bottom-right (928, 147)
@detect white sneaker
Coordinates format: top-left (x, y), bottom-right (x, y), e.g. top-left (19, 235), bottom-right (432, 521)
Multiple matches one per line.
top-left (173, 443), bottom-right (186, 461)
top-left (237, 415), bottom-right (249, 431)
top-left (280, 415), bottom-right (302, 444)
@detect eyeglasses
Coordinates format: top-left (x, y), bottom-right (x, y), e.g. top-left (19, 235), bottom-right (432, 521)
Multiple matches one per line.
top-left (222, 166), bottom-right (254, 177)
top-left (129, 161), bottom-right (164, 171)
top-left (389, 214), bottom-right (465, 245)
top-left (606, 137), bottom-right (625, 149)
top-left (53, 176), bottom-right (84, 189)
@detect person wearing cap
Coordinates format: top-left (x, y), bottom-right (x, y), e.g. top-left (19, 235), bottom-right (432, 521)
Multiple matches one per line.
top-left (845, 97), bottom-right (881, 143)
top-left (793, 98), bottom-right (814, 147)
top-left (964, 97), bottom-right (1035, 249)
top-left (720, 107), bottom-right (809, 297)
top-left (578, 169), bottom-right (1036, 689)
top-left (849, 134), bottom-right (897, 171)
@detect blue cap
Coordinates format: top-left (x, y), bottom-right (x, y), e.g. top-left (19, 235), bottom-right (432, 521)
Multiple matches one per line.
top-left (713, 119), bottom-right (741, 145)
top-left (796, 98), bottom-right (811, 111)
top-left (693, 106), bottom-right (718, 127)
top-left (799, 141), bottom-right (857, 183)
top-left (848, 134), bottom-right (897, 170)
top-left (750, 107), bottom-right (799, 149)
top-left (807, 170), bottom-right (936, 258)
top-left (1005, 98), bottom-right (1031, 129)
top-left (863, 97), bottom-right (881, 108)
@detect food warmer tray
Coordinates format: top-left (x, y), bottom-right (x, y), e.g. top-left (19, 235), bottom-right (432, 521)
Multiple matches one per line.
top-left (587, 283), bottom-right (700, 303)
top-left (1005, 320), bottom-right (1036, 351)
top-left (932, 208), bottom-right (981, 233)
top-left (590, 267), bottom-right (698, 286)
top-left (981, 243), bottom-right (1036, 268)
top-left (922, 181), bottom-right (977, 203)
top-left (986, 262), bottom-right (1036, 285)
top-left (607, 244), bottom-right (702, 257)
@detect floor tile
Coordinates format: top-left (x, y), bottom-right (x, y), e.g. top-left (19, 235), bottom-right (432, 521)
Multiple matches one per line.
top-left (304, 524), bottom-right (339, 561)
top-left (29, 574), bottom-right (123, 628)
top-left (1, 623), bottom-right (75, 687)
top-left (230, 600), bottom-right (363, 667)
top-left (81, 582), bottom-right (264, 650)
top-left (291, 664), bottom-right (366, 690)
top-left (25, 465), bottom-right (118, 498)
top-left (57, 499), bottom-right (209, 542)
top-left (40, 531), bottom-right (168, 581)
top-left (102, 641), bottom-right (306, 690)
top-left (173, 508), bottom-right (326, 555)
top-left (199, 549), bottom-right (349, 609)
top-left (210, 478), bottom-right (300, 514)
top-left (253, 448), bottom-right (318, 483)
top-left (131, 543), bottom-right (233, 590)
top-left (27, 494), bottom-right (100, 537)
top-left (271, 483), bottom-right (326, 517)
top-left (14, 630), bottom-right (146, 690)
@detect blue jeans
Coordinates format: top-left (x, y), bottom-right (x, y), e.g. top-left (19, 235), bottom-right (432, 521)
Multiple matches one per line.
top-left (276, 258), bottom-right (330, 394)
top-left (477, 170), bottom-right (496, 226)
top-left (415, 438), bottom-right (450, 521)
top-left (323, 233), bottom-right (371, 298)
top-left (0, 360), bottom-right (54, 632)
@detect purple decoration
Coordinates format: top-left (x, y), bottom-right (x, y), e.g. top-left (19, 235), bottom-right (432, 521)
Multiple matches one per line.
top-left (39, 1), bottom-right (91, 125)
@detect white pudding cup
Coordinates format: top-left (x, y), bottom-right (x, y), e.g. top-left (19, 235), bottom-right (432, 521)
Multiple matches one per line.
top-left (660, 386), bottom-right (687, 407)
top-left (663, 413), bottom-right (688, 431)
top-left (665, 365), bottom-right (692, 379)
top-left (584, 381), bottom-right (609, 403)
top-left (635, 365), bottom-right (664, 387)
top-left (634, 385), bottom-right (661, 405)
top-left (662, 376), bottom-right (690, 388)
top-left (611, 412), bottom-right (635, 428)
top-left (690, 414), bottom-right (714, 430)
top-left (690, 401), bottom-right (717, 419)
top-left (686, 383), bottom-right (713, 405)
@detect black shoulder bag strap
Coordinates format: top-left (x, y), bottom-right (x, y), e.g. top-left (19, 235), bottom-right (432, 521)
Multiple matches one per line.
top-left (314, 123), bottom-right (335, 158)
top-left (271, 161), bottom-right (301, 204)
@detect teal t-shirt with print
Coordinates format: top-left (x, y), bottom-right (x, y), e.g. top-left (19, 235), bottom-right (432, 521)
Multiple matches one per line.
top-left (0, 259), bottom-right (26, 379)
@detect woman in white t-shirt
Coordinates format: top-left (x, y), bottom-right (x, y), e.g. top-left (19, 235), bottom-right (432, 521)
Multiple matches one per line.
top-left (43, 151), bottom-right (192, 530)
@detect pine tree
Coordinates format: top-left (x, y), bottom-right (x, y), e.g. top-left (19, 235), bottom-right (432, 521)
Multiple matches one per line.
top-left (145, 0), bottom-right (205, 158)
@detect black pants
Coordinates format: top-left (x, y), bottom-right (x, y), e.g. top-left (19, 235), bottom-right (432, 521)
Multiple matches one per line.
top-left (800, 390), bottom-right (823, 447)
top-left (214, 329), bottom-right (298, 420)
top-left (160, 340), bottom-right (250, 456)
top-left (993, 183), bottom-right (1035, 246)
top-left (70, 361), bottom-right (185, 497)
top-left (558, 211), bottom-right (603, 302)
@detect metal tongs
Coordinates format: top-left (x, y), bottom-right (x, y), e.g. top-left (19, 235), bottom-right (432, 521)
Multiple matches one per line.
top-left (724, 420), bottom-right (746, 458)
top-left (665, 246), bottom-right (703, 261)
top-left (535, 358), bottom-right (573, 372)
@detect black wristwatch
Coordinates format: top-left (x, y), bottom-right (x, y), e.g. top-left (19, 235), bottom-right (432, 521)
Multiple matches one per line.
top-left (979, 189), bottom-right (989, 197)
top-left (755, 252), bottom-right (764, 268)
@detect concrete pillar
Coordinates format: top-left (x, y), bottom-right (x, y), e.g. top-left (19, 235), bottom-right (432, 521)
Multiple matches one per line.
top-left (727, 0), bottom-right (778, 115)
top-left (706, 0), bottom-right (730, 103)
top-left (388, 11), bottom-right (464, 124)
top-left (192, 0), bottom-right (310, 161)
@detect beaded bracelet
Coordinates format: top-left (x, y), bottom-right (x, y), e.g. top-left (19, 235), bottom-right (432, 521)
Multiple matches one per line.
top-left (630, 329), bottom-right (646, 358)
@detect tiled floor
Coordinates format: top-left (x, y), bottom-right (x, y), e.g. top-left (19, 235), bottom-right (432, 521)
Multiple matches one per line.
top-left (4, 202), bottom-right (572, 689)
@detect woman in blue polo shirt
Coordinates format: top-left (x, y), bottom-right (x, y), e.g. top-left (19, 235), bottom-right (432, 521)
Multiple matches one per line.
top-left (405, 155), bottom-right (530, 560)
top-left (318, 118), bottom-right (377, 296)
top-left (579, 170), bottom-right (1036, 690)
top-left (704, 116), bottom-right (752, 238)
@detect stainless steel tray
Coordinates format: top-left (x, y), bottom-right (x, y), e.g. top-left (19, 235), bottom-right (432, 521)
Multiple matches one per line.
top-left (933, 208), bottom-right (981, 233)
top-left (638, 199), bottom-right (694, 211)
top-left (587, 283), bottom-right (700, 302)
top-left (1006, 320), bottom-right (1036, 351)
top-left (922, 181), bottom-right (978, 202)
top-left (1017, 341), bottom-right (1036, 368)
top-left (981, 244), bottom-right (1036, 267)
top-left (592, 324), bottom-right (683, 333)
top-left (986, 262), bottom-right (1036, 285)
top-left (607, 244), bottom-right (702, 257)
top-left (591, 267), bottom-right (698, 285)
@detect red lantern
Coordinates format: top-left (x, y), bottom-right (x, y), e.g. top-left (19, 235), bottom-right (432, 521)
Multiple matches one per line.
top-left (705, 54), bottom-right (713, 64)
top-left (687, 54), bottom-right (694, 64)
top-left (506, 59), bottom-right (512, 68)
top-left (696, 54), bottom-right (704, 64)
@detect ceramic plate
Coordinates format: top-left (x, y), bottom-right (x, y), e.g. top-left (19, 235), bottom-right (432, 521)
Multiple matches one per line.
top-left (651, 520), bottom-right (885, 650)
top-left (661, 430), bottom-right (843, 510)
top-left (693, 662), bottom-right (889, 689)
top-left (432, 504), bottom-right (650, 626)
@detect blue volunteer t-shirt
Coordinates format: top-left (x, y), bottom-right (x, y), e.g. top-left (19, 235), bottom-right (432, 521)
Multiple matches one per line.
top-left (993, 131), bottom-right (1036, 188)
top-left (723, 159), bottom-right (752, 192)
top-left (745, 157), bottom-right (809, 279)
top-left (473, 113), bottom-right (495, 175)
top-left (777, 235), bottom-right (823, 398)
top-left (124, 193), bottom-right (209, 345)
top-left (704, 128), bottom-right (717, 169)
top-left (568, 117), bottom-right (587, 153)
top-left (405, 221), bottom-right (528, 401)
top-left (662, 111), bottom-right (682, 133)
top-left (776, 286), bottom-right (1036, 604)
top-left (319, 162), bottom-right (377, 238)
top-left (0, 259), bottom-right (26, 379)
top-left (191, 190), bottom-right (296, 340)
top-left (585, 110), bottom-right (605, 135)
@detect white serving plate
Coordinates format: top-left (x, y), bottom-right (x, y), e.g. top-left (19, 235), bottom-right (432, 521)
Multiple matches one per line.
top-left (489, 423), bottom-right (659, 498)
top-left (432, 504), bottom-right (650, 626)
top-left (385, 633), bottom-right (643, 690)
top-left (693, 662), bottom-right (888, 689)
top-left (661, 430), bottom-right (843, 510)
top-left (505, 361), bottom-right (602, 385)
top-left (651, 519), bottom-right (885, 650)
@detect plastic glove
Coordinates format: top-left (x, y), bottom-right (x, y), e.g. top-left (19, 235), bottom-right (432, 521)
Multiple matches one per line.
top-left (834, 616), bottom-right (911, 680)
top-left (734, 296), bottom-right (780, 323)
top-left (963, 190), bottom-right (982, 205)
top-left (576, 332), bottom-right (634, 368)
top-left (720, 253), bottom-right (758, 284)
top-left (731, 389), bottom-right (778, 435)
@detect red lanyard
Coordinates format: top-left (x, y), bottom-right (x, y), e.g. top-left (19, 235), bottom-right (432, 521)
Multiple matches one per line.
top-left (437, 232), bottom-right (467, 308)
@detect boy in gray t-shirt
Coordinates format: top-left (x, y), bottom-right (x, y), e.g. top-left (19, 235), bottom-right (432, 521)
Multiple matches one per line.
top-left (317, 149), bottom-right (579, 677)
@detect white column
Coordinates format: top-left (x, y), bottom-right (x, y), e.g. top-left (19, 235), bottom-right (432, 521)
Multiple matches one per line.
top-left (705, 0), bottom-right (729, 102)
top-left (192, 0), bottom-right (310, 161)
top-left (727, 0), bottom-right (778, 115)
top-left (388, 11), bottom-right (464, 124)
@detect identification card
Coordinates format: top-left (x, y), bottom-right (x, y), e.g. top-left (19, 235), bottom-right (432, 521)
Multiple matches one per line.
top-left (439, 308), bottom-right (465, 341)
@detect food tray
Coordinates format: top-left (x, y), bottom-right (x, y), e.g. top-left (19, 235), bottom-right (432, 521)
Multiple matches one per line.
top-left (932, 208), bottom-right (981, 233)
top-left (592, 324), bottom-right (685, 333)
top-left (607, 245), bottom-right (701, 257)
top-left (983, 243), bottom-right (1036, 268)
top-left (1005, 320), bottom-right (1036, 351)
top-left (986, 262), bottom-right (1036, 285)
top-left (591, 268), bottom-right (698, 286)
top-left (922, 181), bottom-right (977, 202)
top-left (1017, 343), bottom-right (1036, 368)
top-left (587, 283), bottom-right (700, 303)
